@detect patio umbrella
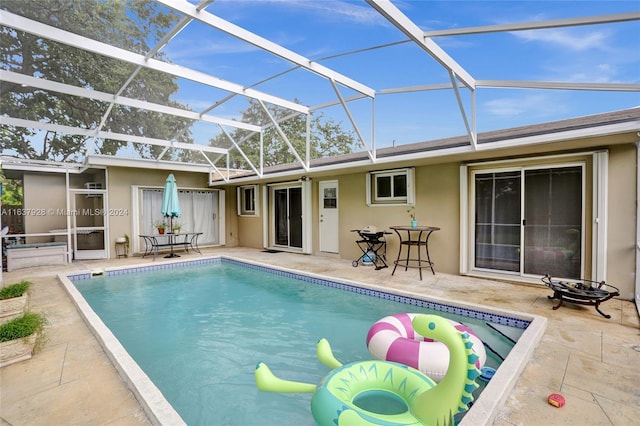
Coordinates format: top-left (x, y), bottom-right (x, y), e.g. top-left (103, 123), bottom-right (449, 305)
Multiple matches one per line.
top-left (161, 173), bottom-right (181, 258)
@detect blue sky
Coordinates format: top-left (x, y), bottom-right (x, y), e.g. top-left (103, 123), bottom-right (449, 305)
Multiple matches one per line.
top-left (159, 0), bottom-right (639, 149)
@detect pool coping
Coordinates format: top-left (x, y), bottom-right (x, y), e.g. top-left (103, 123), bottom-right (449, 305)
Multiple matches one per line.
top-left (58, 255), bottom-right (547, 426)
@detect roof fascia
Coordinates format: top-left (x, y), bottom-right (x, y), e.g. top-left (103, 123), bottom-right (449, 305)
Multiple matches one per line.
top-left (0, 11), bottom-right (308, 114)
top-left (156, 0), bottom-right (376, 98)
top-left (365, 0), bottom-right (475, 89)
top-left (208, 119), bottom-right (639, 186)
top-left (2, 70), bottom-right (262, 132)
top-left (0, 157), bottom-right (90, 174)
top-left (424, 12), bottom-right (640, 37)
top-left (86, 155), bottom-right (213, 173)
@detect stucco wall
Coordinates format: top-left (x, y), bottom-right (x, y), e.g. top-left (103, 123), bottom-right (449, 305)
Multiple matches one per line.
top-left (606, 144), bottom-right (637, 300)
top-left (106, 167), bottom-right (226, 255)
top-left (331, 164), bottom-right (460, 274)
top-left (14, 136), bottom-right (638, 299)
top-left (23, 173), bottom-right (67, 242)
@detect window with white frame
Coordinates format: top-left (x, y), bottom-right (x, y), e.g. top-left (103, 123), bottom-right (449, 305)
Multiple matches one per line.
top-left (366, 168), bottom-right (415, 205)
top-left (238, 185), bottom-right (259, 216)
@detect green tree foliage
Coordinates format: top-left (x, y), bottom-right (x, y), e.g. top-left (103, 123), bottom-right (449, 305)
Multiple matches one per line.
top-left (0, 170), bottom-right (22, 206)
top-left (0, 0), bottom-right (192, 162)
top-left (212, 99), bottom-right (357, 169)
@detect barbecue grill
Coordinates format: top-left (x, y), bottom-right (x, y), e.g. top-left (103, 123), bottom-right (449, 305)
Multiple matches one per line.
top-left (351, 226), bottom-right (390, 270)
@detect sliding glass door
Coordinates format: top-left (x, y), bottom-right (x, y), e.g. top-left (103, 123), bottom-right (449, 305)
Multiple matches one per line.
top-left (274, 186), bottom-right (302, 248)
top-left (474, 164), bottom-right (583, 279)
top-left (475, 171), bottom-right (521, 272)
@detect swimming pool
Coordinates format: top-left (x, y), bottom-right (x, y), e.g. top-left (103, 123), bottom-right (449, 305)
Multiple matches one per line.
top-left (60, 256), bottom-right (546, 425)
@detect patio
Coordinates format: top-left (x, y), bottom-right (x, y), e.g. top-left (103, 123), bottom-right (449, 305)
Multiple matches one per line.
top-left (1, 247), bottom-right (638, 425)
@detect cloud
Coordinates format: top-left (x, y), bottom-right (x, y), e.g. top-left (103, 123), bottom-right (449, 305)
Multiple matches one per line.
top-left (245, 0), bottom-right (385, 25)
top-left (512, 28), bottom-right (610, 51)
top-left (484, 94), bottom-right (568, 117)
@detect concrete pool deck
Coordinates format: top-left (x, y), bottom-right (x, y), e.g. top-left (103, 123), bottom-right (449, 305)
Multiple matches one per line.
top-left (1, 247), bottom-right (639, 425)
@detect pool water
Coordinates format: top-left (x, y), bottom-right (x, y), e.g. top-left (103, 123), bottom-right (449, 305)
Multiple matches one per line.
top-left (74, 261), bottom-right (522, 425)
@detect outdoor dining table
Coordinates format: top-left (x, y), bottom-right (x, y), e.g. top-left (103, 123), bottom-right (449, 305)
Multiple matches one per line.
top-left (139, 232), bottom-right (202, 260)
top-left (390, 225), bottom-right (440, 280)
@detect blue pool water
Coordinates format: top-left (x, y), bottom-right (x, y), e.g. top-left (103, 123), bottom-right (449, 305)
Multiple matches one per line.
top-left (72, 259), bottom-right (525, 425)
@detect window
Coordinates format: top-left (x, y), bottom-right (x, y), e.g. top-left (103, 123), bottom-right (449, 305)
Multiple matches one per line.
top-left (366, 168), bottom-right (414, 205)
top-left (238, 185), bottom-right (259, 216)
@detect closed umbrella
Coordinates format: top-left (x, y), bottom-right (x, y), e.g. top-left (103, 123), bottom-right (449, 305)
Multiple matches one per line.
top-left (161, 173), bottom-right (181, 258)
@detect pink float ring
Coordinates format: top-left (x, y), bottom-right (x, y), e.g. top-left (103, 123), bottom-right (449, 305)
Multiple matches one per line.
top-left (366, 313), bottom-right (487, 382)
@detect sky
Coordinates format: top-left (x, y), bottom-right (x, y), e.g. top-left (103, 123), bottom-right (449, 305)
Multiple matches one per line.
top-left (154, 0), bottom-right (640, 149)
top-left (2, 0), bottom-right (638, 161)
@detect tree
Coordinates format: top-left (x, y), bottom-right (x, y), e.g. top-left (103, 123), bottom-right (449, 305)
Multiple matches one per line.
top-left (0, 0), bottom-right (192, 162)
top-left (211, 99), bottom-right (357, 169)
top-left (0, 171), bottom-right (22, 206)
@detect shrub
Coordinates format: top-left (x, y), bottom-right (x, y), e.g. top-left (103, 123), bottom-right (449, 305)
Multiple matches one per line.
top-left (0, 312), bottom-right (45, 342)
top-left (0, 281), bottom-right (31, 300)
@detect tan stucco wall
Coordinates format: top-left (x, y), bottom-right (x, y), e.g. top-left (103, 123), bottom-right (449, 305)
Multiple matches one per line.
top-left (15, 133), bottom-right (638, 299)
top-left (606, 144), bottom-right (637, 300)
top-left (330, 164), bottom-right (460, 274)
top-left (107, 167), bottom-right (227, 254)
top-left (22, 173), bottom-right (67, 242)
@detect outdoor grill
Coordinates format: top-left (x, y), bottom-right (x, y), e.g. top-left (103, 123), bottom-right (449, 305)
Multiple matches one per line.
top-left (351, 226), bottom-right (390, 270)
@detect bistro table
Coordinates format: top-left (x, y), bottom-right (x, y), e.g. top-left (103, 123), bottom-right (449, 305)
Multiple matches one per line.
top-left (390, 225), bottom-right (440, 280)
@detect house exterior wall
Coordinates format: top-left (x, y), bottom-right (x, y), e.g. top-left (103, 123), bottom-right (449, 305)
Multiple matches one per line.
top-left (11, 131), bottom-right (638, 300)
top-left (606, 144), bottom-right (637, 300)
top-left (331, 163), bottom-right (460, 274)
top-left (22, 173), bottom-right (67, 243)
top-left (106, 167), bottom-right (228, 254)
top-left (306, 143), bottom-right (636, 299)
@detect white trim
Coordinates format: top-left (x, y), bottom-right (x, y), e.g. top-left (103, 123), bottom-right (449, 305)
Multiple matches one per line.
top-left (592, 151), bottom-right (609, 281)
top-left (262, 186), bottom-right (269, 249)
top-left (459, 165), bottom-right (469, 274)
top-left (218, 190), bottom-right (226, 246)
top-left (209, 120), bottom-right (638, 187)
top-left (366, 167), bottom-right (415, 206)
top-left (302, 179), bottom-right (313, 254)
top-left (636, 142), bottom-right (640, 315)
top-left (237, 185), bottom-right (260, 217)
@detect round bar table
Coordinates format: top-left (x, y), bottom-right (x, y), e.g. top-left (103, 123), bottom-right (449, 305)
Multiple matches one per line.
top-left (390, 225), bottom-right (440, 280)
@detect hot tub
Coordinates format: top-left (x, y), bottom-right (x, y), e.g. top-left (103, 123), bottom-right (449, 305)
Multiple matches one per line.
top-left (6, 242), bottom-right (68, 271)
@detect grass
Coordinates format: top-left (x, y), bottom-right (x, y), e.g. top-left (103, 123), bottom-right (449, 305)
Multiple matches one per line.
top-left (0, 312), bottom-right (46, 343)
top-left (0, 280), bottom-right (31, 300)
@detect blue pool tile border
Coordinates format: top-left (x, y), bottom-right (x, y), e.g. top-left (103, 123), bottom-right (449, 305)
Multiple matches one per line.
top-left (68, 256), bottom-right (530, 329)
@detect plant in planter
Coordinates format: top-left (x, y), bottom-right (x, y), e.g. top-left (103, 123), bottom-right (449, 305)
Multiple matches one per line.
top-left (171, 220), bottom-right (182, 234)
top-left (0, 311), bottom-right (46, 368)
top-left (154, 220), bottom-right (168, 234)
top-left (0, 281), bottom-right (31, 325)
top-left (407, 206), bottom-right (418, 228)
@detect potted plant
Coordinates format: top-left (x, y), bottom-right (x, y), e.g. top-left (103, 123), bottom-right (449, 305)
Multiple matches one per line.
top-left (0, 281), bottom-right (31, 325)
top-left (407, 206), bottom-right (418, 228)
top-left (154, 220), bottom-right (168, 234)
top-left (171, 220), bottom-right (181, 234)
top-left (0, 311), bottom-right (46, 367)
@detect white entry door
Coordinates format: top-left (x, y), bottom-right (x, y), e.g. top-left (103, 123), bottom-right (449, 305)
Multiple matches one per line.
top-left (319, 180), bottom-right (339, 253)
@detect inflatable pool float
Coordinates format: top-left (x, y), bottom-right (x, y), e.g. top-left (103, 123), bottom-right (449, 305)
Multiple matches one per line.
top-left (367, 312), bottom-right (487, 382)
top-left (255, 314), bottom-right (481, 426)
